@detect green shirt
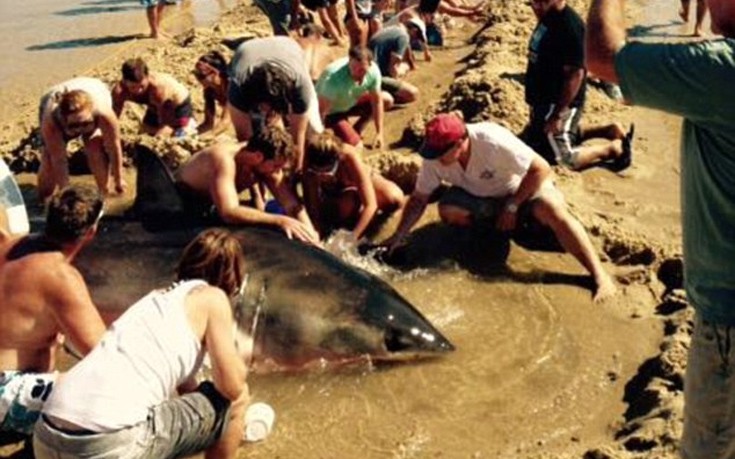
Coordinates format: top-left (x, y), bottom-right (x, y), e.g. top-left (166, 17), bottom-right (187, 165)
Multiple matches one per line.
top-left (315, 57), bottom-right (381, 115)
top-left (616, 39), bottom-right (735, 325)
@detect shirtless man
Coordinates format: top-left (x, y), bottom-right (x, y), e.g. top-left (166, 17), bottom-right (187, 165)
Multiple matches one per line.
top-left (38, 77), bottom-right (126, 201)
top-left (175, 126), bottom-right (319, 244)
top-left (0, 185), bottom-right (106, 439)
top-left (303, 131), bottom-right (404, 240)
top-left (112, 58), bottom-right (195, 137)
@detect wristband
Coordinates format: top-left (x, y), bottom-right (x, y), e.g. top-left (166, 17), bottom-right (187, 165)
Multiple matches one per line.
top-left (505, 202), bottom-right (518, 214)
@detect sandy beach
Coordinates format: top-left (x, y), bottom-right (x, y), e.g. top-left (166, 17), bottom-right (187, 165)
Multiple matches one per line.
top-left (0, 0), bottom-right (698, 457)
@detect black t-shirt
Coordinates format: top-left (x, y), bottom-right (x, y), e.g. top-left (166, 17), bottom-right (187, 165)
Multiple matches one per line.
top-left (524, 5), bottom-right (586, 108)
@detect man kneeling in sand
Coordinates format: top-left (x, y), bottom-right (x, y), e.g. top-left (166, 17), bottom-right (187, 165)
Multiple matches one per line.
top-left (175, 125), bottom-right (319, 244)
top-left (0, 185), bottom-right (106, 443)
top-left (382, 112), bottom-right (616, 302)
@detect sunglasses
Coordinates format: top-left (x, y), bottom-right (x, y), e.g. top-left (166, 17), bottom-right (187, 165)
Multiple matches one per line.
top-left (307, 159), bottom-right (339, 175)
top-left (192, 68), bottom-right (209, 81)
top-left (65, 118), bottom-right (95, 131)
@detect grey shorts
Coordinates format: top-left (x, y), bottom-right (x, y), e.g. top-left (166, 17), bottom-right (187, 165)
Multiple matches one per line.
top-left (681, 314), bottom-right (735, 459)
top-left (381, 77), bottom-right (403, 99)
top-left (438, 180), bottom-right (561, 224)
top-left (33, 381), bottom-right (231, 459)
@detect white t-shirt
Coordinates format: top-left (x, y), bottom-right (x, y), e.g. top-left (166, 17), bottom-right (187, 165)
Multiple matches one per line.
top-left (414, 122), bottom-right (534, 197)
top-left (40, 77), bottom-right (112, 117)
top-left (42, 280), bottom-right (207, 432)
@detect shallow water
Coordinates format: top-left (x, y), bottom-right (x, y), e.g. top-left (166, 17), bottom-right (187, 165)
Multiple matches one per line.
top-left (0, 0), bottom-right (235, 126)
top-left (244, 248), bottom-right (660, 457)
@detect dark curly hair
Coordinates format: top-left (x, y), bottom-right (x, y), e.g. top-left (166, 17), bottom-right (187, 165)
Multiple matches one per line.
top-left (197, 50), bottom-right (229, 77)
top-left (246, 125), bottom-right (295, 162)
top-left (45, 185), bottom-right (104, 244)
top-left (248, 63), bottom-right (294, 114)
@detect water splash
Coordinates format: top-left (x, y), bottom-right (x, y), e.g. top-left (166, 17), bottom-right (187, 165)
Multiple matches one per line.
top-left (323, 230), bottom-right (399, 278)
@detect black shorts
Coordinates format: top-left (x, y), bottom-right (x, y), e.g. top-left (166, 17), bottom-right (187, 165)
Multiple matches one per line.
top-left (302, 0), bottom-right (337, 11)
top-left (143, 97), bottom-right (194, 129)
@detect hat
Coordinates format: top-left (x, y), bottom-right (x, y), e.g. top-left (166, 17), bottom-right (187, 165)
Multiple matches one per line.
top-left (419, 113), bottom-right (465, 159)
top-left (407, 17), bottom-right (428, 43)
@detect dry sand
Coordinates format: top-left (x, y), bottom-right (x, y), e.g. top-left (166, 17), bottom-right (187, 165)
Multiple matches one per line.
top-left (0, 0), bottom-right (693, 457)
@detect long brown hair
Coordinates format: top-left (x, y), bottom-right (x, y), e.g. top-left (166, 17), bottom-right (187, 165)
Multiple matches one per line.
top-left (176, 229), bottom-right (246, 297)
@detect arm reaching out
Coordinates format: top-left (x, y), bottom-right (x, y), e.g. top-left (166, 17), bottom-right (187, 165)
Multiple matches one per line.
top-left (586, 0), bottom-right (627, 83)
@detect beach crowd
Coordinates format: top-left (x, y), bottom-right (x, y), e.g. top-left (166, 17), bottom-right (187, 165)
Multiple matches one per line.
top-left (0, 0), bottom-right (733, 457)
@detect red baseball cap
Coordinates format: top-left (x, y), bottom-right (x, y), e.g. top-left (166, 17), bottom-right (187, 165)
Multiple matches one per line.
top-left (419, 113), bottom-right (466, 159)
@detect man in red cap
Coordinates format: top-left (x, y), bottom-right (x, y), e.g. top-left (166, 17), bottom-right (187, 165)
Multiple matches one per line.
top-left (381, 111), bottom-right (616, 302)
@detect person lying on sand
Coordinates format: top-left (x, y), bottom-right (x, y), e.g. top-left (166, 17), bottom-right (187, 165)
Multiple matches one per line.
top-left (303, 131), bottom-right (404, 240)
top-left (381, 112), bottom-right (617, 302)
top-left (174, 125), bottom-right (319, 244)
top-left (37, 77), bottom-right (126, 200)
top-left (112, 57), bottom-right (196, 138)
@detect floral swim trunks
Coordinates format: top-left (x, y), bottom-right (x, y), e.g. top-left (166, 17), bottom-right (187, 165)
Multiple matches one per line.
top-left (0, 371), bottom-right (57, 435)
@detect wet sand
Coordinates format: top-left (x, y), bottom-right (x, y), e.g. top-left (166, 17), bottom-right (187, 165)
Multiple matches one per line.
top-left (0, 0), bottom-right (700, 457)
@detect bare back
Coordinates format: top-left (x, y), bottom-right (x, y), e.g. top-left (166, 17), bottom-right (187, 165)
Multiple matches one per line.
top-left (0, 236), bottom-right (105, 372)
top-left (176, 142), bottom-right (260, 196)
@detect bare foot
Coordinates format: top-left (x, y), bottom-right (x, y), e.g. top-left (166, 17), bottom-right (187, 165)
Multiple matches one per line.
top-left (593, 273), bottom-right (617, 303)
top-left (678, 6), bottom-right (689, 22)
top-left (693, 27), bottom-right (703, 37)
top-left (150, 30), bottom-right (171, 40)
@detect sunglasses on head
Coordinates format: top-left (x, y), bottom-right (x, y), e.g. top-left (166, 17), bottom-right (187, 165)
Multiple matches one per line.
top-left (307, 159), bottom-right (339, 175)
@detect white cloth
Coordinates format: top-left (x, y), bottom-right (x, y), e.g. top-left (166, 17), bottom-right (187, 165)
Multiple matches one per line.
top-left (42, 280), bottom-right (207, 432)
top-left (39, 77), bottom-right (113, 117)
top-left (415, 122), bottom-right (534, 197)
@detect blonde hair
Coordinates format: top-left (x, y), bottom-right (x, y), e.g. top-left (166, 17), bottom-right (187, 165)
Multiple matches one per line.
top-left (57, 90), bottom-right (93, 117)
top-left (176, 229), bottom-right (246, 297)
top-left (305, 131), bottom-right (342, 169)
